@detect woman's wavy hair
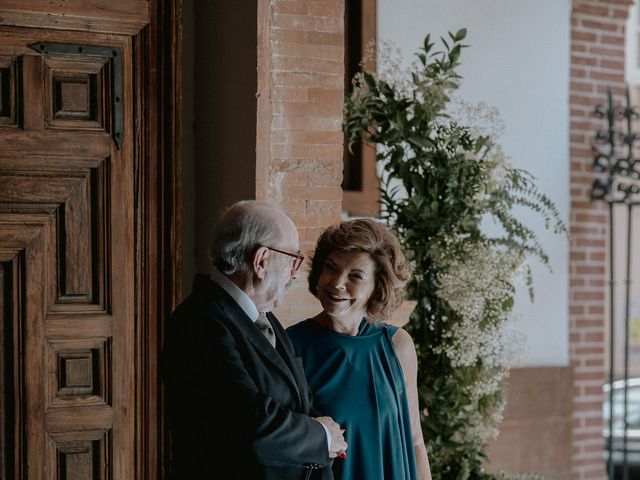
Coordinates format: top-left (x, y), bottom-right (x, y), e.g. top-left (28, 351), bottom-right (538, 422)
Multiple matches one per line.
top-left (308, 218), bottom-right (412, 324)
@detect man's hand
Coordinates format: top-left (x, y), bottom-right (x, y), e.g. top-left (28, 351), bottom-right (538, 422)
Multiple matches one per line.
top-left (313, 416), bottom-right (348, 458)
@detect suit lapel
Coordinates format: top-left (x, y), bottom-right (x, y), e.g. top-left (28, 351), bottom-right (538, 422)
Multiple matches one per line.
top-left (244, 317), bottom-right (302, 407)
top-left (203, 280), bottom-right (303, 406)
top-left (269, 313), bottom-right (310, 412)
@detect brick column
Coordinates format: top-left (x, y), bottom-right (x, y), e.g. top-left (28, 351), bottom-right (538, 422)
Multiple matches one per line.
top-left (257, 0), bottom-right (345, 325)
top-left (569, 1), bottom-right (631, 478)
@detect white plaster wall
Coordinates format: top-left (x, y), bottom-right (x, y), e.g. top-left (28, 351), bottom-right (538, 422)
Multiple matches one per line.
top-left (626, 1), bottom-right (640, 85)
top-left (378, 0), bottom-right (571, 366)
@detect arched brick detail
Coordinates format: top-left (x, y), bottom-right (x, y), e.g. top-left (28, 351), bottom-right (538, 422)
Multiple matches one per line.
top-left (569, 1), bottom-right (632, 478)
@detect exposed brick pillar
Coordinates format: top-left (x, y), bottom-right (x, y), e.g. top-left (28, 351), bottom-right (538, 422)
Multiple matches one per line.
top-left (569, 1), bottom-right (631, 478)
top-left (257, 0), bottom-right (345, 325)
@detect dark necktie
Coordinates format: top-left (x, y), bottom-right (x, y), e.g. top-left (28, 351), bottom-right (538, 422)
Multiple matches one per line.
top-left (255, 312), bottom-right (276, 348)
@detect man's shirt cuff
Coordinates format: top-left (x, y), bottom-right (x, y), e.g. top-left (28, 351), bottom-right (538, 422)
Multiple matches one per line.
top-left (319, 423), bottom-right (331, 452)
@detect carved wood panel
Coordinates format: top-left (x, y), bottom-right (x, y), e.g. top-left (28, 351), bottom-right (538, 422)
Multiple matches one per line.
top-left (0, 27), bottom-right (134, 479)
top-left (0, 56), bottom-right (16, 126)
top-left (46, 430), bottom-right (112, 480)
top-left (45, 56), bottom-right (108, 130)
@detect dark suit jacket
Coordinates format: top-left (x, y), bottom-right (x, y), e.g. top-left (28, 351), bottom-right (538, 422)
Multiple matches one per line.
top-left (162, 274), bottom-right (333, 480)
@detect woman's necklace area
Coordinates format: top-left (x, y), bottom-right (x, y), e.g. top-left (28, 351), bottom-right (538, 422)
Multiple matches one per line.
top-left (317, 312), bottom-right (361, 336)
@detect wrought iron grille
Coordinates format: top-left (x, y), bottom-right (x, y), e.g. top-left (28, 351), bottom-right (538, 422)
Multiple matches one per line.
top-left (592, 88), bottom-right (640, 480)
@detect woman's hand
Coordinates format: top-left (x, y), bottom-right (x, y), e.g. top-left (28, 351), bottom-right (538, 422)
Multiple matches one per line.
top-left (313, 416), bottom-right (348, 459)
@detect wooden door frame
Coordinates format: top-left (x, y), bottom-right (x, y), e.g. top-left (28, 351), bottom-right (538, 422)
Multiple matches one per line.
top-left (342, 0), bottom-right (379, 217)
top-left (135, 0), bottom-right (182, 478)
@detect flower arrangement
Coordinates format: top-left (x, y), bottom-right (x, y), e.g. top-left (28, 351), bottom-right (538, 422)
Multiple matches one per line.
top-left (344, 29), bottom-right (566, 479)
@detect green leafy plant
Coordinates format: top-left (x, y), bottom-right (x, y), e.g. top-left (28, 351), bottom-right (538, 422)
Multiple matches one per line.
top-left (344, 29), bottom-right (566, 479)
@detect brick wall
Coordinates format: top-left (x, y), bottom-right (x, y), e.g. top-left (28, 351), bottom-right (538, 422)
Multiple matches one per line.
top-left (569, 1), bottom-right (631, 478)
top-left (257, 0), bottom-right (345, 326)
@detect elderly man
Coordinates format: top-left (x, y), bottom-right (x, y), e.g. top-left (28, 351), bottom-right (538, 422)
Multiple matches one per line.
top-left (163, 201), bottom-right (346, 479)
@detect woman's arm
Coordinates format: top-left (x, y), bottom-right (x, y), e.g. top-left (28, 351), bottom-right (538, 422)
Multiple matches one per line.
top-left (393, 328), bottom-right (432, 480)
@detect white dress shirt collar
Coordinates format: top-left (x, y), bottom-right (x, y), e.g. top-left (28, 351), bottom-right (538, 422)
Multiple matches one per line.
top-left (210, 268), bottom-right (259, 323)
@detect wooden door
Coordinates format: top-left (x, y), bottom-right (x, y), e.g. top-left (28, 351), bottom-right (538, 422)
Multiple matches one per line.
top-left (0, 5), bottom-right (167, 475)
top-left (0, 3), bottom-right (182, 478)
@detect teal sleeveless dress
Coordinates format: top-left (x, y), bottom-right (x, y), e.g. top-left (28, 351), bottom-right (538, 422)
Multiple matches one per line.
top-left (287, 318), bottom-right (418, 480)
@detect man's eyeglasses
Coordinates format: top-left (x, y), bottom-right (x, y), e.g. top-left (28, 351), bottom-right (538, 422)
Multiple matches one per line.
top-left (265, 246), bottom-right (305, 272)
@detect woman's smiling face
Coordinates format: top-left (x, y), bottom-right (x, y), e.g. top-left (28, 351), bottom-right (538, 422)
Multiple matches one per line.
top-left (316, 250), bottom-right (377, 322)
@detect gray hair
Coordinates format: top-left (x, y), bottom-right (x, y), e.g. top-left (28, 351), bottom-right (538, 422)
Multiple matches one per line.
top-left (210, 201), bottom-right (283, 275)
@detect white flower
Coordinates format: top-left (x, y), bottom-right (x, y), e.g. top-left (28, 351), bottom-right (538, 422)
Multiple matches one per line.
top-left (449, 97), bottom-right (506, 139)
top-left (434, 243), bottom-right (516, 323)
top-left (429, 241), bottom-right (526, 443)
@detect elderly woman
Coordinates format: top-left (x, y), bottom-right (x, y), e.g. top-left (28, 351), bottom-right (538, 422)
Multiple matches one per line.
top-left (287, 219), bottom-right (431, 480)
